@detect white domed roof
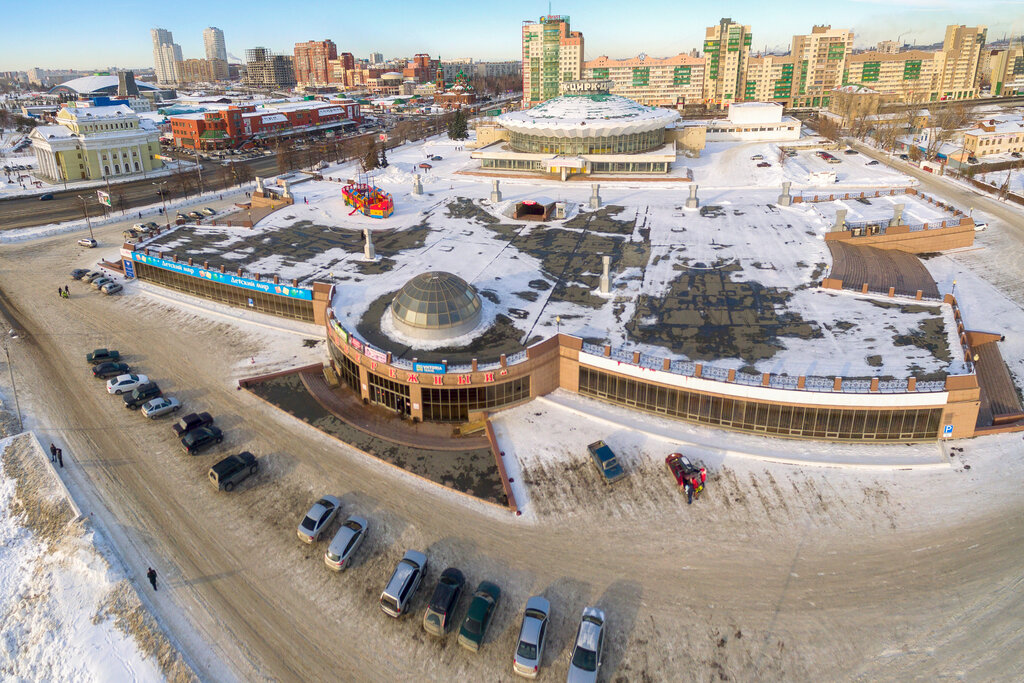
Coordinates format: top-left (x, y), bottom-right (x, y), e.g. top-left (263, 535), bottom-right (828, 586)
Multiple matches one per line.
top-left (498, 93), bottom-right (678, 139)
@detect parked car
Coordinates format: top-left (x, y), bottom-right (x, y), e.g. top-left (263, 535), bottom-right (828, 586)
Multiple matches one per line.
top-left (102, 282), bottom-right (123, 295)
top-left (297, 495), bottom-right (341, 543)
top-left (188, 211), bottom-right (204, 220)
top-left (87, 348), bottom-right (120, 364)
top-left (141, 396), bottom-right (181, 418)
top-left (512, 596), bottom-right (550, 678)
top-left (756, 161), bottom-right (771, 168)
top-left (201, 207), bottom-right (216, 216)
top-left (431, 155), bottom-right (443, 161)
top-left (78, 238), bottom-right (97, 248)
top-left (323, 516), bottom-right (368, 571)
top-left (91, 277), bottom-right (113, 290)
top-left (422, 567), bottom-right (466, 636)
top-left (587, 440), bottom-right (627, 484)
top-left (71, 268), bottom-right (90, 280)
top-left (144, 221), bottom-right (160, 231)
top-left (899, 153), bottom-right (910, 160)
top-left (124, 381), bottom-right (161, 409)
top-left (92, 361), bottom-right (130, 379)
top-left (208, 451), bottom-right (258, 491)
top-left (379, 550), bottom-right (428, 618)
top-left (180, 425), bottom-right (223, 454)
top-left (173, 411), bottom-right (214, 437)
top-left (84, 271), bottom-right (106, 283)
top-left (665, 452), bottom-right (707, 497)
top-left (866, 160), bottom-right (880, 166)
top-left (750, 154), bottom-right (764, 160)
top-left (458, 581), bottom-right (501, 652)
top-left (39, 193), bottom-right (54, 201)
top-left (567, 607), bottom-right (606, 683)
top-left (106, 373), bottom-right (148, 395)
top-left (844, 149), bottom-right (859, 155)
top-left (973, 220), bottom-right (988, 231)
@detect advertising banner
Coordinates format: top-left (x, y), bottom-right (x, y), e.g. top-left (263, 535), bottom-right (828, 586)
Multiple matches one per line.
top-left (129, 252), bottom-right (313, 300)
top-left (413, 362), bottom-right (446, 375)
top-left (364, 346), bottom-right (387, 363)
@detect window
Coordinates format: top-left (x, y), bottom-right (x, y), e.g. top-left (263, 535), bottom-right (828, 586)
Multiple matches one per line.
top-left (421, 378), bottom-right (531, 422)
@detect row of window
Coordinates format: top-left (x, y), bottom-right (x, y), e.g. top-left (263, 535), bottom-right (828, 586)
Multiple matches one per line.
top-left (421, 378), bottom-right (531, 423)
top-left (578, 367), bottom-right (943, 441)
top-left (508, 129), bottom-right (666, 155)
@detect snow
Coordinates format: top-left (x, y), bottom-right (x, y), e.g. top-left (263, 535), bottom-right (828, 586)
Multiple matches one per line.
top-left (498, 93), bottom-right (679, 136)
top-left (0, 434), bottom-right (165, 682)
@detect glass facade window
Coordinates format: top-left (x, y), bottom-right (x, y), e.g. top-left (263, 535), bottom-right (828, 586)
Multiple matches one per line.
top-left (132, 262), bottom-right (314, 321)
top-left (421, 377), bottom-right (531, 422)
top-left (508, 128), bottom-right (665, 155)
top-left (482, 158), bottom-right (543, 171)
top-left (367, 371), bottom-right (411, 415)
top-left (329, 345), bottom-right (361, 390)
top-left (578, 367), bottom-right (942, 441)
top-left (590, 161), bottom-right (666, 174)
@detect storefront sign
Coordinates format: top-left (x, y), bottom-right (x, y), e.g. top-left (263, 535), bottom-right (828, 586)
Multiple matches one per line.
top-left (364, 346), bottom-right (387, 363)
top-left (413, 362), bottom-right (446, 375)
top-left (330, 320), bottom-right (348, 345)
top-left (349, 336), bottom-right (364, 352)
top-left (129, 252), bottom-right (313, 300)
top-left (562, 79), bottom-right (613, 94)
top-left (123, 260), bottom-right (135, 279)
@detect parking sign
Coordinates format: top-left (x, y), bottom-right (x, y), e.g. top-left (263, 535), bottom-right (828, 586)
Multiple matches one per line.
top-left (942, 424), bottom-right (953, 438)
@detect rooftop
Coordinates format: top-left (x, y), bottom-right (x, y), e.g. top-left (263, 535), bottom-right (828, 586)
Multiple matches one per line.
top-left (51, 74), bottom-right (159, 94)
top-left (497, 93), bottom-right (679, 138)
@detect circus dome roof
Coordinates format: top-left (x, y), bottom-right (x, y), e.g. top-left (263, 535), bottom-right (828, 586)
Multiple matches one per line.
top-left (497, 93), bottom-right (678, 139)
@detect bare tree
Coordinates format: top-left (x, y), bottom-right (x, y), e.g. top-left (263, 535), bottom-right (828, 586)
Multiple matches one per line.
top-left (925, 103), bottom-right (972, 160)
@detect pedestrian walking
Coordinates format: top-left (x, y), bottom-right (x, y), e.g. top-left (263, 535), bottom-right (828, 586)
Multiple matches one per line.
top-left (138, 212), bottom-right (142, 219)
top-left (684, 479), bottom-right (694, 505)
top-left (147, 567), bottom-right (158, 591)
top-left (49, 443), bottom-right (57, 462)
top-left (56, 448), bottom-right (63, 468)
top-left (63, 285), bottom-right (69, 297)
top-left (57, 286), bottom-right (63, 299)
top-left (61, 290), bottom-right (68, 299)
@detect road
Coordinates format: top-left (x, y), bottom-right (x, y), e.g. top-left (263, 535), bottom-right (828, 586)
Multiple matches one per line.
top-left (1, 183), bottom-right (1023, 681)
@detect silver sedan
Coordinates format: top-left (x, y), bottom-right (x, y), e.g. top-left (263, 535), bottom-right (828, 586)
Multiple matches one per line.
top-left (513, 595), bottom-right (550, 678)
top-left (141, 396), bottom-right (181, 418)
top-left (297, 495), bottom-right (341, 543)
top-left (323, 516), bottom-right (367, 570)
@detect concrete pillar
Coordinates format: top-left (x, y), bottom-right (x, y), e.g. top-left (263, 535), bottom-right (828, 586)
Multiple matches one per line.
top-left (889, 203), bottom-right (905, 227)
top-left (363, 228), bottom-right (375, 261)
top-left (832, 209), bottom-right (847, 232)
top-left (255, 176), bottom-right (264, 195)
top-left (599, 255), bottom-right (611, 294)
top-left (589, 183), bottom-right (602, 210)
top-left (412, 174), bottom-right (422, 195)
top-left (490, 179), bottom-right (501, 203)
top-left (686, 184), bottom-right (699, 209)
top-left (281, 179), bottom-right (292, 200)
top-left (777, 181), bottom-right (792, 207)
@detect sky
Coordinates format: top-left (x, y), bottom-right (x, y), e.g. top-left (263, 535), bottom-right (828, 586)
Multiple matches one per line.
top-left (2, 0), bottom-right (1023, 71)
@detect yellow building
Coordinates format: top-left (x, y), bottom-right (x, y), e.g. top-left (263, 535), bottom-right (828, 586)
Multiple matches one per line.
top-left (962, 120), bottom-right (1024, 157)
top-left (703, 18), bottom-right (752, 106)
top-left (176, 58), bottom-right (229, 84)
top-left (937, 25), bottom-right (987, 100)
top-left (583, 53), bottom-right (704, 106)
top-left (29, 104), bottom-right (163, 183)
top-left (844, 50), bottom-right (941, 103)
top-left (788, 25), bottom-right (854, 107)
top-left (744, 54), bottom-right (796, 104)
top-left (521, 15), bottom-right (584, 107)
top-left (989, 45), bottom-right (1024, 96)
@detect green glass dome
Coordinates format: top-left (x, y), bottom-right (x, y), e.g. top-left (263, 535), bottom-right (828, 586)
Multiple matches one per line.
top-left (390, 271), bottom-right (483, 341)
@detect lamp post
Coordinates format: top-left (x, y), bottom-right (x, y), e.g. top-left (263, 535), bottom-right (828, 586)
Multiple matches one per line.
top-left (76, 195), bottom-right (95, 241)
top-left (152, 181), bottom-right (170, 229)
top-left (2, 331), bottom-right (22, 433)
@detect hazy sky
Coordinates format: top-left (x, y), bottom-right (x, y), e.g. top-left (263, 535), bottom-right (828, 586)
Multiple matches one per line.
top-left (3, 0), bottom-right (1023, 71)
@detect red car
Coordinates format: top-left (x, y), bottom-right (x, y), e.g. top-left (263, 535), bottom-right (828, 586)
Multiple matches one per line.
top-left (665, 453), bottom-right (707, 497)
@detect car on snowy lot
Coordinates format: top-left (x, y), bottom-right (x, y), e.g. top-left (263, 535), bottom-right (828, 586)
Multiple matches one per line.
top-left (431, 155), bottom-right (443, 161)
top-left (180, 425), bottom-right (223, 455)
top-left (201, 207), bottom-right (216, 216)
top-left (107, 373), bottom-right (148, 394)
top-left (567, 607), bottom-right (606, 683)
top-left (188, 211), bottom-right (204, 221)
top-left (588, 440), bottom-right (627, 484)
top-left (71, 269), bottom-right (90, 280)
top-left (380, 550), bottom-right (428, 618)
top-left (78, 238), bottom-right (97, 248)
top-left (92, 361), bottom-right (130, 379)
top-left (756, 161), bottom-right (771, 168)
top-left (324, 516), bottom-right (368, 571)
top-left (750, 154), bottom-right (764, 160)
top-left (91, 277), bottom-right (113, 290)
top-left (141, 396), bottom-right (180, 418)
top-left (844, 149), bottom-right (859, 155)
top-left (124, 381), bottom-right (161, 409)
top-left (458, 580), bottom-right (501, 652)
top-left (422, 567), bottom-right (466, 636)
top-left (87, 348), bottom-right (120, 364)
top-left (102, 282), bottom-right (123, 295)
top-left (208, 451), bottom-right (258, 491)
top-left (84, 271), bottom-right (106, 283)
top-left (297, 495), bottom-right (341, 543)
top-left (173, 412), bottom-right (214, 437)
top-left (866, 160), bottom-right (880, 166)
top-left (512, 596), bottom-right (550, 678)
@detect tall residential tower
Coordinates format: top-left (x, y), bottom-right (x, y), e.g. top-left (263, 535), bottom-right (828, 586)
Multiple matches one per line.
top-left (151, 28), bottom-right (183, 85)
top-left (203, 27), bottom-right (227, 63)
top-left (521, 15), bottom-right (583, 107)
top-left (702, 18), bottom-right (752, 106)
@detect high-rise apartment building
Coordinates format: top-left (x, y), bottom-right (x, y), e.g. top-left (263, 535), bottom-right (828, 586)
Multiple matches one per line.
top-left (877, 40), bottom-right (902, 55)
top-left (294, 39), bottom-right (338, 86)
top-left (521, 15), bottom-right (583, 107)
top-left (244, 47), bottom-right (296, 89)
top-left (936, 25), bottom-right (987, 99)
top-left (990, 45), bottom-right (1024, 96)
top-left (703, 18), bottom-right (752, 106)
top-left (369, 52), bottom-right (384, 65)
top-left (583, 53), bottom-right (704, 106)
top-left (176, 58), bottom-right (229, 84)
top-left (788, 25), bottom-right (853, 107)
top-left (151, 28), bottom-right (183, 85)
top-left (203, 27), bottom-right (227, 63)
top-left (843, 50), bottom-right (941, 103)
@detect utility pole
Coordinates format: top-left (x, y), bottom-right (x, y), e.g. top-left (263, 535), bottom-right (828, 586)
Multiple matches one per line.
top-left (2, 334), bottom-right (22, 433)
top-left (77, 195), bottom-right (95, 241)
top-left (194, 149), bottom-right (205, 196)
top-left (153, 181), bottom-right (170, 229)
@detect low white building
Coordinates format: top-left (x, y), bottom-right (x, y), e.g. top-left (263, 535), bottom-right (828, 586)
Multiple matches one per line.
top-left (702, 102), bottom-right (801, 142)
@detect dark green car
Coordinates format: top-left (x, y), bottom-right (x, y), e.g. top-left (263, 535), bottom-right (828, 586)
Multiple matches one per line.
top-left (457, 581), bottom-right (500, 652)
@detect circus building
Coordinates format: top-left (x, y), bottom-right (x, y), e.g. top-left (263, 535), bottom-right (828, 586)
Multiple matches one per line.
top-left (472, 79), bottom-right (679, 179)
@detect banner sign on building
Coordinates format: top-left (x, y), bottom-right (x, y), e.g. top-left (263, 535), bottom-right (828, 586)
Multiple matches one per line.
top-left (330, 320), bottom-right (348, 345)
top-left (128, 252), bottom-right (313, 300)
top-left (363, 346), bottom-right (388, 363)
top-left (97, 190), bottom-right (111, 207)
top-left (123, 260), bottom-right (135, 279)
top-left (349, 336), bottom-right (364, 352)
top-left (413, 362), bottom-right (446, 375)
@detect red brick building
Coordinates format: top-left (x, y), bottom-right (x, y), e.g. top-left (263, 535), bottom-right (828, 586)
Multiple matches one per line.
top-left (170, 100), bottom-right (361, 149)
top-left (294, 40), bottom-right (338, 86)
top-left (403, 53), bottom-right (436, 83)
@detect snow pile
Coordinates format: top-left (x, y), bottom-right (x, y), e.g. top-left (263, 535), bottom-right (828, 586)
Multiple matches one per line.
top-left (0, 434), bottom-right (192, 682)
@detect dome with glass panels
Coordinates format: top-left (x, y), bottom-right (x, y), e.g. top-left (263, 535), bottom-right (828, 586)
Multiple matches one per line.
top-left (390, 271), bottom-right (483, 341)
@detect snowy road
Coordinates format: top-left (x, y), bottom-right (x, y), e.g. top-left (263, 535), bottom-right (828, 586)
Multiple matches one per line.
top-left (1, 200), bottom-right (1023, 680)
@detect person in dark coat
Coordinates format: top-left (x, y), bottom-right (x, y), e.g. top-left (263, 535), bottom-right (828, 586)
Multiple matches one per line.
top-left (684, 478), bottom-right (694, 505)
top-left (56, 448), bottom-right (63, 468)
top-left (63, 285), bottom-right (69, 297)
top-left (147, 567), bottom-right (157, 590)
top-left (49, 443), bottom-right (57, 462)
top-left (57, 287), bottom-right (62, 298)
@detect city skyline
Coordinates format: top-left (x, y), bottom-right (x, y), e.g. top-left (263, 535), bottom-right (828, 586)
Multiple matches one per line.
top-left (2, 0), bottom-right (1023, 71)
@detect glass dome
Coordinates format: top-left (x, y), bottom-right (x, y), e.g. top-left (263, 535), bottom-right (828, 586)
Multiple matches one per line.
top-left (390, 271), bottom-right (483, 341)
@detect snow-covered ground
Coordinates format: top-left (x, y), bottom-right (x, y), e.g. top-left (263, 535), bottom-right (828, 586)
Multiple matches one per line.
top-left (976, 168), bottom-right (1024, 195)
top-left (0, 433), bottom-right (191, 681)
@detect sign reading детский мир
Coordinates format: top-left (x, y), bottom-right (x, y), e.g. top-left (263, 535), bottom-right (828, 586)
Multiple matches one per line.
top-left (128, 252), bottom-right (314, 301)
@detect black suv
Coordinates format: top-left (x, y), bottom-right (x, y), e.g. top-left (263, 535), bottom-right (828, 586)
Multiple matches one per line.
top-left (173, 412), bottom-right (214, 437)
top-left (181, 425), bottom-right (223, 455)
top-left (123, 382), bottom-right (161, 409)
top-left (209, 452), bottom-right (258, 491)
top-left (422, 567), bottom-right (466, 636)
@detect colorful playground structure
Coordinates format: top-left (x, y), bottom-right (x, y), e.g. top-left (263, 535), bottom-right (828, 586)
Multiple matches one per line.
top-left (342, 181), bottom-right (395, 219)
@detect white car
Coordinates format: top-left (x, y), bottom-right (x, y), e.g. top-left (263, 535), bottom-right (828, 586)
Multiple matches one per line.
top-left (106, 373), bottom-right (149, 395)
top-left (141, 396), bottom-right (181, 418)
top-left (324, 516), bottom-right (367, 570)
top-left (77, 238), bottom-right (97, 248)
top-left (297, 495), bottom-right (341, 543)
top-left (567, 607), bottom-right (606, 683)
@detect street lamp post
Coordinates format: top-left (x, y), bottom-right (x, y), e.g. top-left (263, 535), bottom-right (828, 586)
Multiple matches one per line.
top-left (153, 182), bottom-right (170, 229)
top-left (77, 195), bottom-right (95, 241)
top-left (2, 333), bottom-right (23, 433)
